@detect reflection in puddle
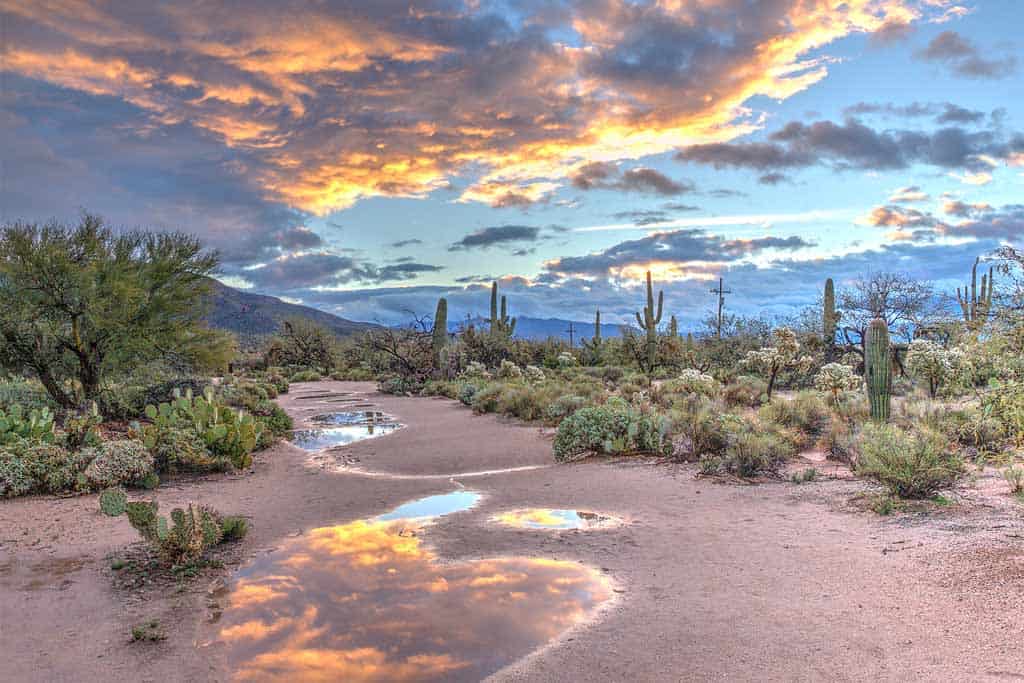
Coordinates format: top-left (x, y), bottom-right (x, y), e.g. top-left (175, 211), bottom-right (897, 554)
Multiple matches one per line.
top-left (378, 491), bottom-right (481, 521)
top-left (310, 411), bottom-right (391, 426)
top-left (290, 421), bottom-right (402, 451)
top-left (494, 509), bottom-right (622, 530)
top-left (215, 494), bottom-right (612, 682)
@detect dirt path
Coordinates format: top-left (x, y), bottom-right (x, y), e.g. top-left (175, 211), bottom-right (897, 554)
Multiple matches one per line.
top-left (3, 380), bottom-right (1024, 681)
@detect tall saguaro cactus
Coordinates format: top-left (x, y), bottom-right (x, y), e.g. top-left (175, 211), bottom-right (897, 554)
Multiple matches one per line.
top-left (824, 278), bottom-right (838, 346)
top-left (593, 309), bottom-right (602, 344)
top-left (432, 297), bottom-right (448, 374)
top-left (489, 281), bottom-right (516, 338)
top-left (669, 315), bottom-right (679, 338)
top-left (956, 258), bottom-right (994, 332)
top-left (634, 270), bottom-right (664, 373)
top-left (865, 318), bottom-right (892, 421)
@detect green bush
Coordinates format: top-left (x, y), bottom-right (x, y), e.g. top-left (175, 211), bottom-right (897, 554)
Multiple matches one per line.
top-left (470, 384), bottom-right (503, 414)
top-left (220, 515), bottom-right (249, 542)
top-left (0, 445), bottom-right (34, 498)
top-left (669, 397), bottom-right (728, 461)
top-left (544, 394), bottom-right (590, 424)
top-left (758, 391), bottom-right (830, 440)
top-left (856, 424), bottom-right (965, 499)
top-left (143, 425), bottom-right (227, 473)
top-left (553, 398), bottom-right (672, 461)
top-left (722, 427), bottom-right (793, 477)
top-left (457, 382), bottom-right (481, 406)
top-left (722, 376), bottom-right (767, 408)
top-left (82, 440), bottom-right (155, 490)
top-left (0, 380), bottom-right (56, 413)
top-left (289, 369), bottom-right (322, 383)
top-left (0, 405), bottom-right (55, 445)
top-left (0, 439), bottom-right (93, 497)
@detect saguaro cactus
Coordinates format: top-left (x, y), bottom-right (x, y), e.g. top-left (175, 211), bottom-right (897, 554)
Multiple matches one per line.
top-left (865, 318), bottom-right (892, 421)
top-left (669, 315), bottom-right (679, 338)
top-left (432, 297), bottom-right (448, 373)
top-left (634, 271), bottom-right (664, 372)
top-left (593, 309), bottom-right (602, 344)
top-left (956, 258), bottom-right (994, 332)
top-left (489, 281), bottom-right (516, 338)
top-left (824, 278), bottom-right (838, 345)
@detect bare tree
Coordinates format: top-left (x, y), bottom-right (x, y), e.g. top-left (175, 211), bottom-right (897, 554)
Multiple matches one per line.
top-left (839, 272), bottom-right (935, 347)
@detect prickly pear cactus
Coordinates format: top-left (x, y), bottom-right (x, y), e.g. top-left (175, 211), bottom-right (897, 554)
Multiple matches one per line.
top-left (99, 487), bottom-right (128, 516)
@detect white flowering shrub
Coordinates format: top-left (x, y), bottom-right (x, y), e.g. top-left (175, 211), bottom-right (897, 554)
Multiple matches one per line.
top-left (740, 328), bottom-right (815, 400)
top-left (556, 352), bottom-right (578, 368)
top-left (462, 361), bottom-right (490, 379)
top-left (524, 365), bottom-right (546, 382)
top-left (498, 359), bottom-right (523, 379)
top-left (675, 368), bottom-right (719, 397)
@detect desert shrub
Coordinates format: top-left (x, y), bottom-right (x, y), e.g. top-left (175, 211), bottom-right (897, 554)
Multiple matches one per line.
top-left (24, 442), bottom-right (91, 493)
top-left (378, 375), bottom-right (419, 395)
top-left (139, 378), bottom-right (211, 413)
top-left (250, 401), bottom-right (293, 436)
top-left (82, 440), bottom-right (155, 490)
top-left (494, 384), bottom-right (548, 422)
top-left (470, 384), bottom-right (504, 414)
top-left (552, 398), bottom-right (671, 461)
top-left (462, 361), bottom-right (489, 379)
top-left (498, 360), bottom-right (523, 379)
top-left (758, 391), bottom-right (830, 438)
top-left (142, 425), bottom-right (226, 473)
top-left (99, 487), bottom-right (128, 516)
top-left (722, 425), bottom-right (793, 477)
top-left (722, 375), bottom-right (767, 408)
top-left (856, 424), bottom-right (964, 499)
top-left (791, 468), bottom-right (818, 484)
top-left (1003, 466), bottom-right (1024, 494)
top-left (0, 380), bottom-right (56, 413)
top-left (906, 340), bottom-right (964, 399)
top-left (556, 352), bottom-right (577, 368)
top-left (544, 394), bottom-right (590, 424)
top-left (821, 420), bottom-right (858, 465)
top-left (126, 501), bottom-right (226, 566)
top-left (675, 369), bottom-right (720, 397)
top-left (289, 369), bottom-right (322, 383)
top-left (220, 515), bottom-right (249, 542)
top-left (61, 405), bottom-right (103, 451)
top-left (420, 380), bottom-right (461, 400)
top-left (524, 365), bottom-right (546, 383)
top-left (457, 382), bottom-right (481, 406)
top-left (0, 446), bottom-right (34, 498)
top-left (669, 397), bottom-right (728, 461)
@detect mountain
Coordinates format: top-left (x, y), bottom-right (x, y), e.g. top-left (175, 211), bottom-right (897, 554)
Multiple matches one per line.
top-left (204, 279), bottom-right (379, 344)
top-left (451, 315), bottom-right (629, 342)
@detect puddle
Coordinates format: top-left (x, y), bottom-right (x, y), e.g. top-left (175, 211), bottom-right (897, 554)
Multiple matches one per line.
top-left (213, 494), bottom-right (612, 682)
top-left (289, 421), bottom-right (402, 451)
top-left (493, 509), bottom-right (622, 530)
top-left (309, 410), bottom-right (392, 426)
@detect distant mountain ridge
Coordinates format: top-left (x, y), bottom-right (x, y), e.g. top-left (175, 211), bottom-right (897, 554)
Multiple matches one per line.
top-left (204, 279), bottom-right (379, 343)
top-left (451, 315), bottom-right (629, 342)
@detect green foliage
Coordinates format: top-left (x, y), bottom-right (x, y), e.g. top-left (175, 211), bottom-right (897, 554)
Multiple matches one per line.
top-left (0, 214), bottom-right (231, 408)
top-left (82, 440), bottom-right (155, 490)
top-left (0, 380), bottom-right (56, 413)
top-left (856, 424), bottom-right (964, 499)
top-left (544, 394), bottom-right (590, 424)
top-left (906, 340), bottom-right (964, 399)
top-left (865, 319), bottom-right (892, 421)
top-left (140, 388), bottom-right (264, 470)
top-left (721, 423), bottom-right (794, 477)
top-left (553, 397), bottom-right (672, 461)
top-left (264, 317), bottom-right (337, 374)
top-left (0, 405), bottom-right (55, 445)
top-left (669, 397), bottom-right (728, 461)
top-left (130, 620), bottom-right (167, 642)
top-left (126, 500), bottom-right (227, 566)
top-left (740, 327), bottom-right (814, 400)
top-left (99, 487), bottom-right (128, 516)
top-left (0, 445), bottom-right (35, 498)
top-left (758, 391), bottom-right (830, 440)
top-left (289, 369), bottom-right (323, 382)
top-left (1003, 465), bottom-right (1024, 494)
top-left (722, 375), bottom-right (767, 408)
top-left (814, 363), bottom-right (861, 405)
top-left (62, 403), bottom-right (102, 451)
top-left (220, 515), bottom-right (249, 542)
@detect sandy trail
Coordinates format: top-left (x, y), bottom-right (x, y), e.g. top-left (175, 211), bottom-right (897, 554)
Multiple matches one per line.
top-left (3, 380), bottom-right (1024, 681)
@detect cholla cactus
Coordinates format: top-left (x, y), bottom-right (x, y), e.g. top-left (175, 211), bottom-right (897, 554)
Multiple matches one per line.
top-left (556, 351), bottom-right (578, 368)
top-left (906, 339), bottom-right (965, 399)
top-left (676, 368), bottom-right (719, 396)
top-left (740, 327), bottom-right (814, 401)
top-left (462, 361), bottom-right (489, 379)
top-left (498, 359), bottom-right (523, 379)
top-left (524, 365), bottom-right (546, 382)
top-left (814, 362), bottom-right (862, 405)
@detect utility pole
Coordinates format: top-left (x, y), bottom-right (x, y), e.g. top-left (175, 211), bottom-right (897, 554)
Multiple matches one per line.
top-left (710, 277), bottom-right (731, 338)
top-left (566, 322), bottom-right (575, 348)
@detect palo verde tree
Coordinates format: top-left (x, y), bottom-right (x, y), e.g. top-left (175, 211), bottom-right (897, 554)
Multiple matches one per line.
top-left (0, 214), bottom-right (232, 409)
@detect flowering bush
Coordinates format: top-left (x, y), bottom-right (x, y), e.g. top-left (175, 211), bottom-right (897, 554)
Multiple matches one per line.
top-left (524, 365), bottom-right (546, 383)
top-left (556, 352), bottom-right (578, 368)
top-left (462, 361), bottom-right (489, 379)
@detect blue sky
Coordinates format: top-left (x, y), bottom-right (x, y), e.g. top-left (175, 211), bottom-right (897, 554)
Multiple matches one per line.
top-left (1, 0), bottom-right (1021, 329)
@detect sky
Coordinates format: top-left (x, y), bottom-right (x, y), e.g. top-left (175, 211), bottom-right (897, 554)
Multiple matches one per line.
top-left (1, 0), bottom-right (1022, 330)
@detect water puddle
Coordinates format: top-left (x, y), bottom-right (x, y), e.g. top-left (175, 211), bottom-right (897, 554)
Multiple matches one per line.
top-left (309, 410), bottom-right (392, 426)
top-left (493, 509), bottom-right (622, 530)
top-left (290, 420), bottom-right (403, 451)
top-left (213, 493), bottom-right (612, 682)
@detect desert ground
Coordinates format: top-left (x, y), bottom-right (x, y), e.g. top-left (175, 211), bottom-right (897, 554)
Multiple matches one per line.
top-left (3, 380), bottom-right (1024, 682)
